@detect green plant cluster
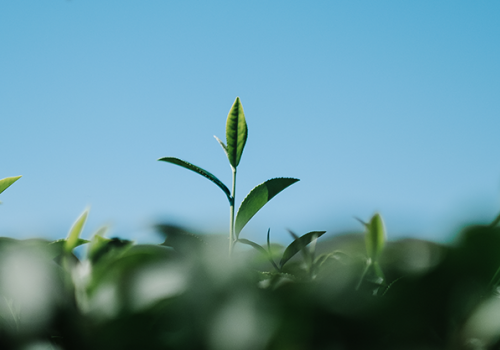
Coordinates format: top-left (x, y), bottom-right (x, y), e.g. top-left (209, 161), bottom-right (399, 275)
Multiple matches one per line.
top-left (1, 99), bottom-right (500, 350)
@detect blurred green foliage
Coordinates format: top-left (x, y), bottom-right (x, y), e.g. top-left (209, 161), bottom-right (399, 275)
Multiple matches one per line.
top-left (1, 211), bottom-right (500, 350)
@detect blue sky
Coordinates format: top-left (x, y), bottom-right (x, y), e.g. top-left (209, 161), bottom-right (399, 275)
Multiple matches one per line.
top-left (1, 1), bottom-right (499, 244)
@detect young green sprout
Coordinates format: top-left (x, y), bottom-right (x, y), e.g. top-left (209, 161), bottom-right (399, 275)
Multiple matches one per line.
top-left (159, 97), bottom-right (299, 255)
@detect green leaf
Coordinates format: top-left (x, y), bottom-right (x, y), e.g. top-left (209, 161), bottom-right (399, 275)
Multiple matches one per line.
top-left (64, 209), bottom-right (89, 253)
top-left (214, 135), bottom-right (229, 158)
top-left (50, 238), bottom-right (90, 258)
top-left (237, 238), bottom-right (268, 256)
top-left (88, 234), bottom-right (110, 259)
top-left (280, 231), bottom-right (326, 269)
top-left (0, 176), bottom-right (22, 195)
top-left (238, 238), bottom-right (280, 271)
top-left (365, 213), bottom-right (386, 261)
top-left (235, 178), bottom-right (299, 238)
top-left (225, 97), bottom-right (248, 168)
top-left (158, 157), bottom-right (232, 203)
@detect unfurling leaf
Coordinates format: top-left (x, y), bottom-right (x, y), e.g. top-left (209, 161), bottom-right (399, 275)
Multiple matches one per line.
top-left (365, 213), bottom-right (386, 261)
top-left (235, 178), bottom-right (299, 238)
top-left (280, 231), bottom-right (326, 268)
top-left (158, 157), bottom-right (232, 203)
top-left (225, 97), bottom-right (248, 168)
top-left (0, 176), bottom-right (22, 195)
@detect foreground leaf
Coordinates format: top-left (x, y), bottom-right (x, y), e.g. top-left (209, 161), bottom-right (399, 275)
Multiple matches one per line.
top-left (0, 176), bottom-right (22, 195)
top-left (280, 231), bottom-right (326, 269)
top-left (225, 97), bottom-right (248, 168)
top-left (64, 209), bottom-right (89, 253)
top-left (235, 178), bottom-right (299, 238)
top-left (158, 157), bottom-right (232, 203)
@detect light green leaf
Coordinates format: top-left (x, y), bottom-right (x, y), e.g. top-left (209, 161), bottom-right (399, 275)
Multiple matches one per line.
top-left (279, 231), bottom-right (326, 269)
top-left (365, 213), bottom-right (386, 261)
top-left (158, 157), bottom-right (232, 203)
top-left (0, 176), bottom-right (22, 195)
top-left (225, 97), bottom-right (248, 168)
top-left (235, 178), bottom-right (299, 238)
top-left (64, 209), bottom-right (89, 253)
top-left (214, 135), bottom-right (229, 158)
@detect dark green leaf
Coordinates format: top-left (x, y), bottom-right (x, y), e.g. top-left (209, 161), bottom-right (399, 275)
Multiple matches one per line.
top-left (280, 231), bottom-right (326, 268)
top-left (237, 238), bottom-right (268, 256)
top-left (0, 176), bottom-right (22, 195)
top-left (225, 97), bottom-right (248, 168)
top-left (238, 238), bottom-right (280, 271)
top-left (158, 157), bottom-right (232, 203)
top-left (235, 178), bottom-right (299, 238)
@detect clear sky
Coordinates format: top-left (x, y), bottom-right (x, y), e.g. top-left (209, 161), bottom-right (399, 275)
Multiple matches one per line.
top-left (1, 1), bottom-right (499, 245)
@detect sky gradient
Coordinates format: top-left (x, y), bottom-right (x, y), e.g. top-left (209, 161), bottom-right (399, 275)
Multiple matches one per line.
top-left (1, 1), bottom-right (499, 244)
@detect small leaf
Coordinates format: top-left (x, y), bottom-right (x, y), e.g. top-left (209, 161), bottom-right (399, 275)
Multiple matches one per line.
top-left (225, 97), bottom-right (248, 168)
top-left (287, 228), bottom-right (311, 265)
top-left (238, 238), bottom-right (280, 271)
top-left (280, 231), bottom-right (326, 268)
top-left (64, 209), bottom-right (89, 253)
top-left (365, 213), bottom-right (386, 261)
top-left (0, 176), bottom-right (22, 195)
top-left (159, 157), bottom-right (232, 203)
top-left (214, 135), bottom-right (229, 158)
top-left (354, 216), bottom-right (368, 227)
top-left (235, 178), bottom-right (299, 238)
top-left (237, 238), bottom-right (268, 256)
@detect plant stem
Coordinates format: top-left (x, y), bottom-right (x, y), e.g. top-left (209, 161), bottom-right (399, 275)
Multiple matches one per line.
top-left (229, 167), bottom-right (237, 256)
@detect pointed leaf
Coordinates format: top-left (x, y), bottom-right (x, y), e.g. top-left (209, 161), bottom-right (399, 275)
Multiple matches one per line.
top-left (225, 97), bottom-right (248, 168)
top-left (235, 178), bottom-right (299, 238)
top-left (159, 157), bottom-right (232, 203)
top-left (64, 209), bottom-right (89, 253)
top-left (365, 213), bottom-right (386, 261)
top-left (0, 176), bottom-right (22, 195)
top-left (287, 228), bottom-right (312, 265)
top-left (280, 231), bottom-right (326, 268)
top-left (238, 238), bottom-right (280, 271)
top-left (214, 135), bottom-right (229, 158)
top-left (237, 238), bottom-right (268, 256)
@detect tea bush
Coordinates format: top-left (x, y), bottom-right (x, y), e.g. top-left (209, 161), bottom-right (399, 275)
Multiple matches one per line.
top-left (1, 99), bottom-right (500, 350)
